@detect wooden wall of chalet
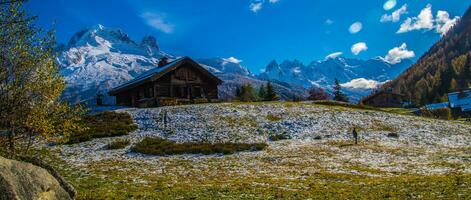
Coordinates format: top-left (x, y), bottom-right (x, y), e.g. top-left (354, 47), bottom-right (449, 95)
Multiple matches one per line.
top-left (115, 63), bottom-right (220, 107)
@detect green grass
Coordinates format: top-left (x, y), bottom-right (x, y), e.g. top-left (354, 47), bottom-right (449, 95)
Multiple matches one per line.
top-left (131, 137), bottom-right (268, 155)
top-left (380, 107), bottom-right (414, 115)
top-left (266, 114), bottom-right (282, 122)
top-left (314, 100), bottom-right (373, 110)
top-left (66, 111), bottom-right (138, 144)
top-left (35, 140), bottom-right (471, 200)
top-left (107, 138), bottom-right (130, 150)
top-left (63, 163), bottom-right (471, 200)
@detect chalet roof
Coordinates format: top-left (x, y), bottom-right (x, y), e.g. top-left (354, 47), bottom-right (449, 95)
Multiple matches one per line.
top-left (108, 56), bottom-right (222, 95)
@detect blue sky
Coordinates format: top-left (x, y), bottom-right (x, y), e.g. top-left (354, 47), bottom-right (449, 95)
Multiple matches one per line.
top-left (25, 0), bottom-right (469, 73)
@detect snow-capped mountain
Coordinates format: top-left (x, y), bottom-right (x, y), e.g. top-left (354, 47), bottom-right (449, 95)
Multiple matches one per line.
top-left (58, 24), bottom-right (175, 104)
top-left (58, 24), bottom-right (412, 105)
top-left (259, 56), bottom-right (413, 101)
top-left (197, 57), bottom-right (253, 77)
top-left (58, 24), bottom-right (307, 105)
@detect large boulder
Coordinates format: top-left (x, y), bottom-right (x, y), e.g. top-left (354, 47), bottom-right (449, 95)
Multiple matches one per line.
top-left (0, 156), bottom-right (75, 200)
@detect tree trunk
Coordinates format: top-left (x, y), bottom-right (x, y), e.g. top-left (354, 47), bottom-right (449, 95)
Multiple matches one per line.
top-left (8, 127), bottom-right (15, 158)
top-left (24, 131), bottom-right (33, 155)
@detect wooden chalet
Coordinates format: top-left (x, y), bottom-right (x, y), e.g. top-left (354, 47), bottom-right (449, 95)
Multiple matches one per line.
top-left (108, 57), bottom-right (223, 107)
top-left (448, 90), bottom-right (471, 117)
top-left (361, 90), bottom-right (406, 108)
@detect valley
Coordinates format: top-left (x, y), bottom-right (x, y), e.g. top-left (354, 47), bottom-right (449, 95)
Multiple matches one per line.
top-left (3, 1), bottom-right (471, 199)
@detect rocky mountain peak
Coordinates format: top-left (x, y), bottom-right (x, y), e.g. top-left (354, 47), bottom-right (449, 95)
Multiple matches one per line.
top-left (140, 35), bottom-right (160, 56)
top-left (67, 24), bottom-right (135, 47)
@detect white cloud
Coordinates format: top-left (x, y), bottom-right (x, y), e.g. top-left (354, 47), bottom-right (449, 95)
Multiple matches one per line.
top-left (325, 19), bottom-right (334, 25)
top-left (383, 0), bottom-right (397, 11)
top-left (341, 78), bottom-right (384, 89)
top-left (351, 42), bottom-right (368, 55)
top-left (396, 4), bottom-right (460, 36)
top-left (325, 52), bottom-right (343, 59)
top-left (250, 1), bottom-right (263, 13)
top-left (436, 10), bottom-right (460, 35)
top-left (222, 57), bottom-right (243, 64)
top-left (349, 22), bottom-right (363, 34)
top-left (397, 4), bottom-right (434, 33)
top-left (140, 12), bottom-right (174, 33)
top-left (381, 43), bottom-right (415, 64)
top-left (250, 0), bottom-right (279, 13)
top-left (381, 4), bottom-right (407, 23)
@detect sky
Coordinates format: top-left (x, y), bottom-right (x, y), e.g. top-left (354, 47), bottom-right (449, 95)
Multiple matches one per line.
top-left (25, 0), bottom-right (469, 73)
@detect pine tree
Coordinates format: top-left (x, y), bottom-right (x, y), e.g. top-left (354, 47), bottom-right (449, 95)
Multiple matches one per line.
top-left (258, 85), bottom-right (266, 101)
top-left (264, 82), bottom-right (278, 101)
top-left (333, 79), bottom-right (349, 102)
top-left (240, 84), bottom-right (258, 102)
top-left (235, 87), bottom-right (241, 99)
top-left (0, 1), bottom-right (85, 157)
top-left (452, 55), bottom-right (467, 75)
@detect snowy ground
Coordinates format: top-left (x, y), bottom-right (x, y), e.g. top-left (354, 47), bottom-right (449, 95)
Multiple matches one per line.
top-left (49, 102), bottom-right (471, 177)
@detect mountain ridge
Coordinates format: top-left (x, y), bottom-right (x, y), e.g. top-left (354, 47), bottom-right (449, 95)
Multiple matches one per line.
top-left (58, 24), bottom-right (415, 105)
top-left (58, 24), bottom-right (308, 104)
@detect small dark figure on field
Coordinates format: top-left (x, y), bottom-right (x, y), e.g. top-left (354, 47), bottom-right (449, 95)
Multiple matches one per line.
top-left (352, 128), bottom-right (358, 144)
top-left (163, 111), bottom-right (168, 128)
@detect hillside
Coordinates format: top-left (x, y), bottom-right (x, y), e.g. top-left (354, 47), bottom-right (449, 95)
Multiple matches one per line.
top-left (43, 102), bottom-right (471, 199)
top-left (379, 6), bottom-right (471, 105)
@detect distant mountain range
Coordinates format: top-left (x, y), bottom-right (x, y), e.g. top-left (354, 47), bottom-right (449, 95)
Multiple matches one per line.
top-left (57, 24), bottom-right (308, 104)
top-left (258, 57), bottom-right (412, 100)
top-left (57, 24), bottom-right (413, 105)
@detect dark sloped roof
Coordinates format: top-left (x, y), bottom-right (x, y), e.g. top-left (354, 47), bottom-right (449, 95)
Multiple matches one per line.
top-left (108, 56), bottom-right (222, 95)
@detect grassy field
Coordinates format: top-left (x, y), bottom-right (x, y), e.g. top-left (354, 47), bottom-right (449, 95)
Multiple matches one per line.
top-left (42, 142), bottom-right (471, 199)
top-left (38, 102), bottom-right (471, 199)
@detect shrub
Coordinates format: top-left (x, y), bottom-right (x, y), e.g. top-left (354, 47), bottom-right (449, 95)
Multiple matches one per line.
top-left (107, 138), bottom-right (130, 150)
top-left (132, 137), bottom-right (268, 155)
top-left (266, 114), bottom-right (282, 122)
top-left (269, 134), bottom-right (291, 141)
top-left (387, 132), bottom-right (399, 138)
top-left (66, 111), bottom-right (138, 144)
top-left (420, 108), bottom-right (452, 120)
top-left (314, 136), bottom-right (322, 140)
top-left (308, 87), bottom-right (330, 100)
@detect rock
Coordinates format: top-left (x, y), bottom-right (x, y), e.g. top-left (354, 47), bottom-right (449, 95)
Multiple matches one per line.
top-left (0, 156), bottom-right (75, 200)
